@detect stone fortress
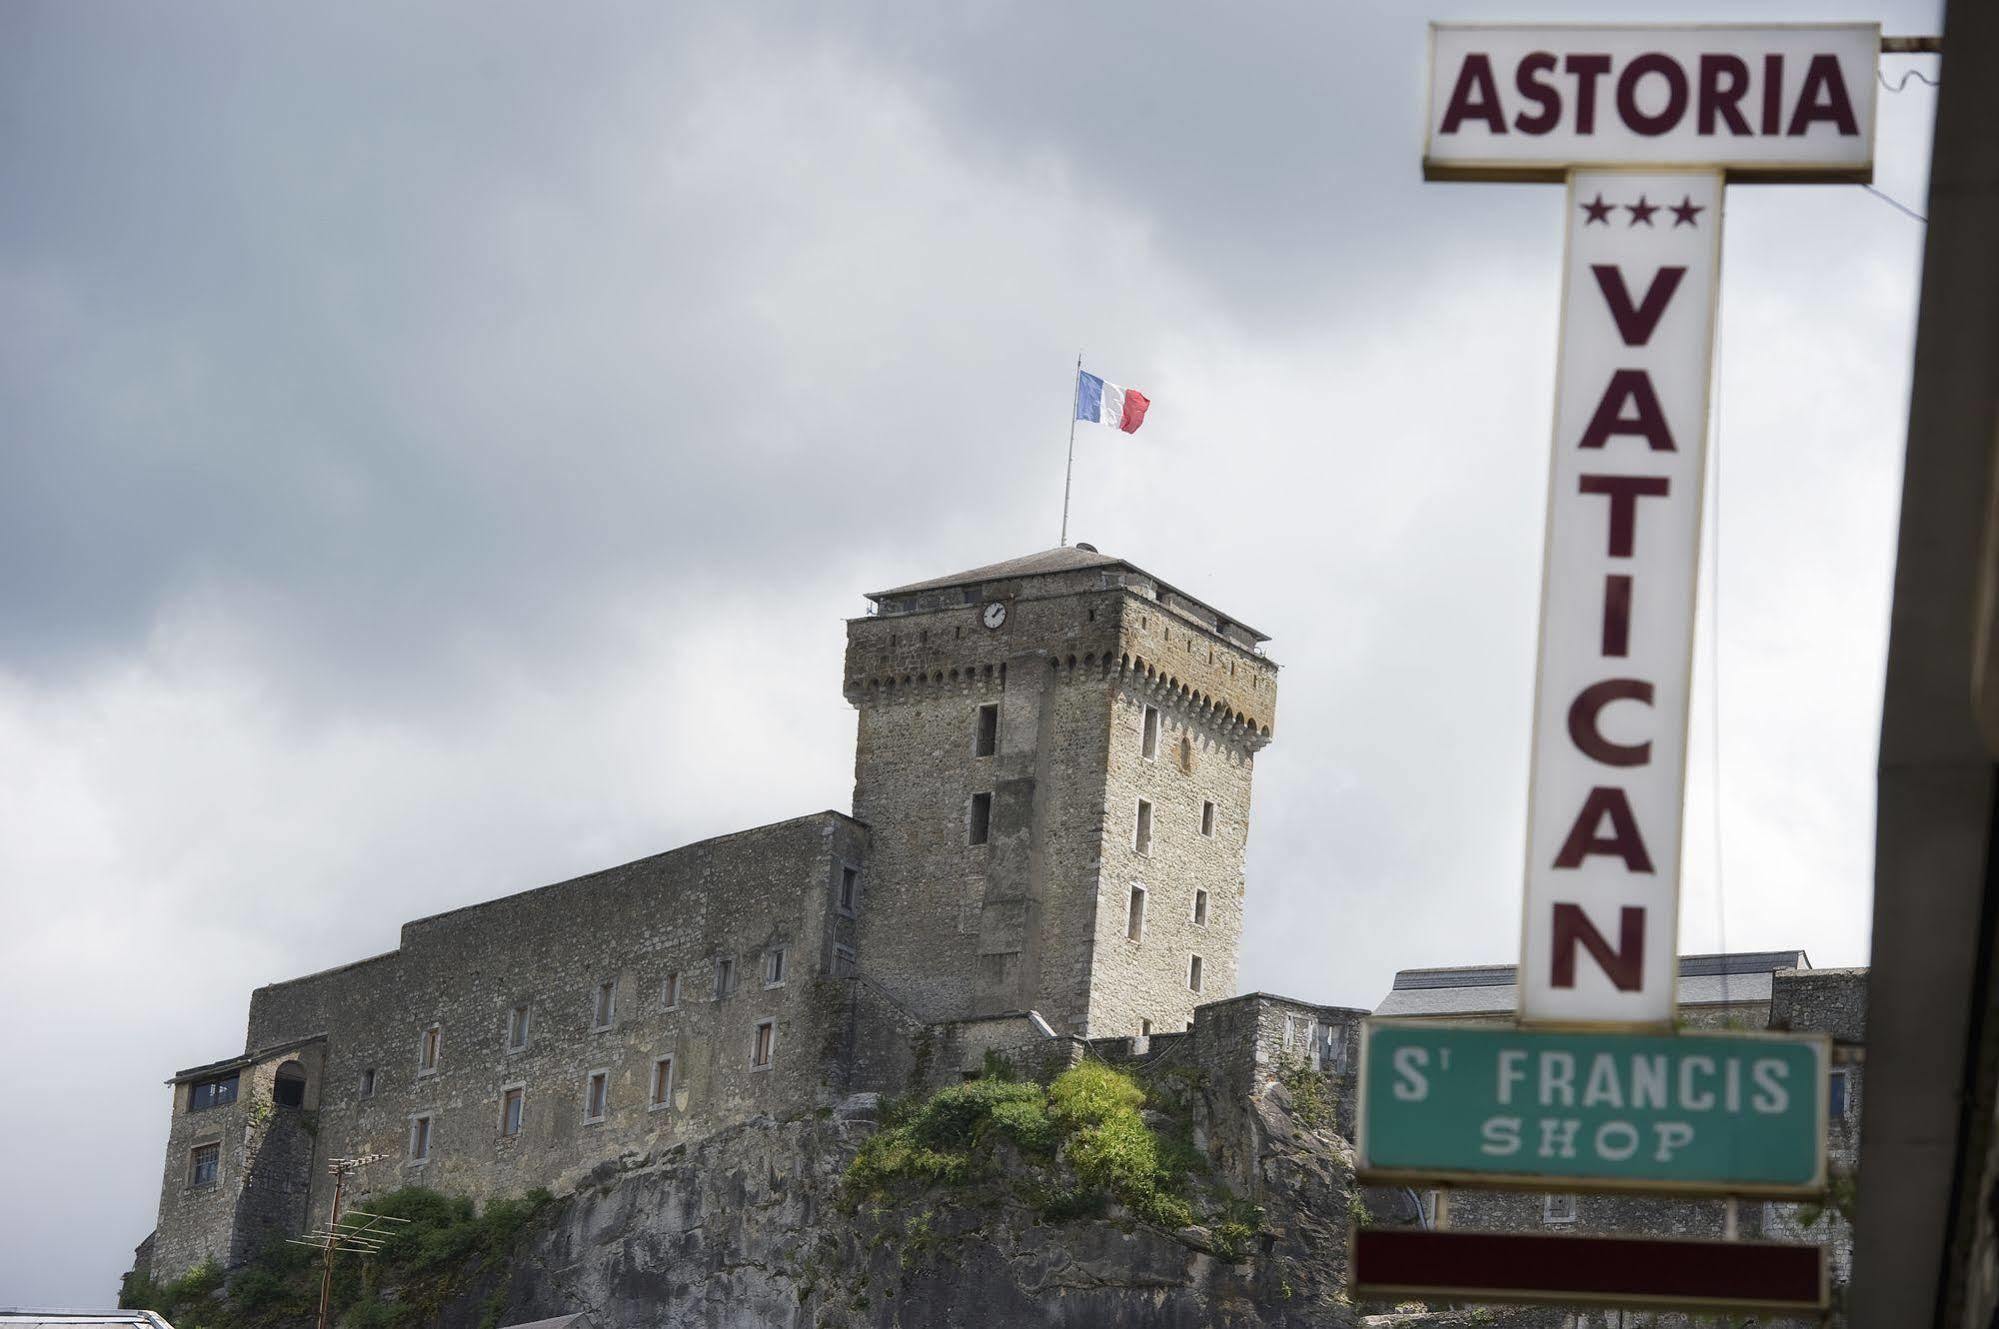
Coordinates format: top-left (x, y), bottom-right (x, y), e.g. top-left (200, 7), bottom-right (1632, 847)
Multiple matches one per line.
top-left (137, 545), bottom-right (1289, 1280)
top-left (135, 544), bottom-right (1870, 1324)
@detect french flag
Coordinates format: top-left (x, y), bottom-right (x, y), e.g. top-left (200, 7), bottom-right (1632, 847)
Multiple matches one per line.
top-left (1075, 370), bottom-right (1151, 434)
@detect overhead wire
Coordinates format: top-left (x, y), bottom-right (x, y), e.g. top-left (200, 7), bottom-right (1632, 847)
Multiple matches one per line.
top-left (1862, 183), bottom-right (1929, 225)
top-left (1877, 66), bottom-right (1940, 92)
top-left (1707, 280), bottom-right (1729, 1013)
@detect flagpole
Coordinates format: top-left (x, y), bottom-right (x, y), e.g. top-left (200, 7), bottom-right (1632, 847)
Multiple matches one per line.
top-left (1059, 351), bottom-right (1081, 546)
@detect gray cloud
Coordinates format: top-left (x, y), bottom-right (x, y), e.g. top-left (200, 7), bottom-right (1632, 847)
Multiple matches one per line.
top-left (0, 0), bottom-right (1940, 1304)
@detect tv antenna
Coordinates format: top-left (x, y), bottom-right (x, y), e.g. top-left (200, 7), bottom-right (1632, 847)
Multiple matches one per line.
top-left (286, 1153), bottom-right (407, 1329)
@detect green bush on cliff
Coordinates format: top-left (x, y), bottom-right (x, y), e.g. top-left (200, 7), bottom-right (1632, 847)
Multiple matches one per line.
top-left (1049, 1063), bottom-right (1192, 1227)
top-left (849, 1078), bottom-right (1054, 1193)
top-left (847, 1062), bottom-right (1193, 1230)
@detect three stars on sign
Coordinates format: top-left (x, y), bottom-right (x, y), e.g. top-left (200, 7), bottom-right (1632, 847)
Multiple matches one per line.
top-left (1579, 192), bottom-right (1704, 228)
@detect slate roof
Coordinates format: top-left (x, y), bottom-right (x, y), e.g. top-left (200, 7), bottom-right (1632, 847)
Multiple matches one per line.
top-left (868, 545), bottom-right (1270, 643)
top-left (166, 1033), bottom-right (326, 1085)
top-left (870, 545), bottom-right (1125, 597)
top-left (1373, 949), bottom-right (1811, 1018)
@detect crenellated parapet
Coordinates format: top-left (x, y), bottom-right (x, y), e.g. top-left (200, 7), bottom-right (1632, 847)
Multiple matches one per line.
top-left (1115, 650), bottom-right (1272, 754)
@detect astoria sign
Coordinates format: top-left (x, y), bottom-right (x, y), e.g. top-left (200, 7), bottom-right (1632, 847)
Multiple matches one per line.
top-left (1425, 25), bottom-right (1879, 182)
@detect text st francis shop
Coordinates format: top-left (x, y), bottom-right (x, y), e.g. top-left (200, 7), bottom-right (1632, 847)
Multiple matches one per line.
top-left (1349, 24), bottom-right (1879, 1314)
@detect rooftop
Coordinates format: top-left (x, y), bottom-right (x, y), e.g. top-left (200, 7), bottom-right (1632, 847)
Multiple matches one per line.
top-left (1374, 949), bottom-right (1812, 1018)
top-left (866, 544), bottom-right (1270, 644)
top-left (870, 545), bottom-right (1124, 597)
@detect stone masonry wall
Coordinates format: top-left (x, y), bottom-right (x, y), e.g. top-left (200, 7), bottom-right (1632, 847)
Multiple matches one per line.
top-left (1091, 676), bottom-right (1258, 1039)
top-left (846, 587), bottom-right (1127, 1035)
top-left (148, 1039), bottom-right (326, 1279)
top-left (845, 577), bottom-right (1275, 1042)
top-left (140, 813), bottom-right (866, 1281)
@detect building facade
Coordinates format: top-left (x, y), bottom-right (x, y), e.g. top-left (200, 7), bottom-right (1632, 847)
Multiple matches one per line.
top-left (137, 545), bottom-right (1281, 1281)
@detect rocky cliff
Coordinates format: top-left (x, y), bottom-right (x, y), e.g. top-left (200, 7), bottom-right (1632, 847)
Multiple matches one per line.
top-left (489, 1074), bottom-right (1364, 1329)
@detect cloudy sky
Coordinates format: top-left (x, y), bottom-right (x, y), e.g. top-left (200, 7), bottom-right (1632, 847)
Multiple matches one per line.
top-left (0, 0), bottom-right (1941, 1305)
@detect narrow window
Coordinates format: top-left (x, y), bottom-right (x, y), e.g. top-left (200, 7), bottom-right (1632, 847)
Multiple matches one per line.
top-left (1188, 954), bottom-right (1203, 993)
top-left (1179, 734), bottom-right (1194, 774)
top-left (752, 1019), bottom-right (776, 1070)
top-left (1134, 799), bottom-right (1153, 855)
top-left (1201, 801), bottom-right (1216, 837)
top-left (189, 1143), bottom-right (220, 1188)
top-left (1543, 1194), bottom-right (1577, 1225)
top-left (419, 1025), bottom-right (441, 1074)
top-left (1829, 1068), bottom-right (1850, 1118)
top-left (508, 1004), bottom-right (531, 1051)
top-left (661, 972), bottom-right (681, 1010)
top-left (974, 703), bottom-right (1000, 757)
top-left (765, 947), bottom-right (787, 987)
top-left (1141, 706), bottom-right (1160, 759)
top-left (1192, 889), bottom-right (1209, 927)
top-left (584, 1071), bottom-right (608, 1123)
top-left (501, 1087), bottom-right (524, 1138)
top-left (1126, 886), bottom-right (1147, 943)
top-left (968, 792), bottom-right (993, 846)
top-left (834, 944), bottom-right (858, 977)
top-left (593, 981), bottom-right (616, 1030)
top-left (651, 1056), bottom-right (675, 1110)
top-left (838, 865), bottom-right (860, 914)
top-left (359, 1068), bottom-right (377, 1099)
top-left (409, 1114), bottom-right (433, 1162)
top-left (715, 956), bottom-right (736, 999)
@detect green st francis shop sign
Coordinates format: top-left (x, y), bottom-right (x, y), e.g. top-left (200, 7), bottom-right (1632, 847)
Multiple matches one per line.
top-left (1356, 1021), bottom-right (1830, 1198)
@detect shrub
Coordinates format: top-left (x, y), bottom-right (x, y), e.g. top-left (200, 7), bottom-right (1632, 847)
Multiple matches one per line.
top-left (1274, 1054), bottom-right (1337, 1132)
top-left (1050, 1065), bottom-right (1193, 1228)
top-left (846, 1063), bottom-right (1198, 1233)
top-left (1047, 1063), bottom-right (1144, 1131)
top-left (119, 1188), bottom-right (555, 1328)
top-left (848, 1077), bottom-right (1057, 1197)
top-left (906, 1079), bottom-right (1050, 1153)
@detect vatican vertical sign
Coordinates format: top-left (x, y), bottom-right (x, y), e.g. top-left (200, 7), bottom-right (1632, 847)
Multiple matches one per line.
top-left (1517, 170), bottom-right (1721, 1027)
top-left (1419, 24), bottom-right (1878, 1027)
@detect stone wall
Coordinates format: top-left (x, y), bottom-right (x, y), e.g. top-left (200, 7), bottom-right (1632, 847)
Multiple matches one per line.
top-left (845, 587), bottom-right (1126, 1037)
top-left (1091, 994), bottom-right (1369, 1195)
top-left (145, 812), bottom-right (866, 1281)
top-left (1091, 671), bottom-right (1260, 1040)
top-left (147, 1038), bottom-right (325, 1278)
top-left (845, 576), bottom-right (1275, 1043)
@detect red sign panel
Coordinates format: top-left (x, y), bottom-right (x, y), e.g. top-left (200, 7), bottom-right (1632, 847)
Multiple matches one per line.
top-left (1351, 1228), bottom-right (1827, 1313)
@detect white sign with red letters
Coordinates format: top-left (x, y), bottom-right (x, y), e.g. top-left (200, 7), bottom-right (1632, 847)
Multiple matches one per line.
top-left (1425, 25), bottom-right (1878, 182)
top-left (1518, 170), bottom-right (1722, 1026)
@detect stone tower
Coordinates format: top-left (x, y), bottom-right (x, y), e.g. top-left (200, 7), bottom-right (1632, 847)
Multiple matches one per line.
top-left (843, 546), bottom-right (1277, 1039)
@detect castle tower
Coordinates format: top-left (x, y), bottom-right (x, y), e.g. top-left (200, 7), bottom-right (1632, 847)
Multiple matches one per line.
top-left (843, 546), bottom-right (1277, 1039)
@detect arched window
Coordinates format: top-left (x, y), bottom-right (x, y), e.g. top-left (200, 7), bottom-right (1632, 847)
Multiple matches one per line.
top-left (273, 1061), bottom-right (307, 1109)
